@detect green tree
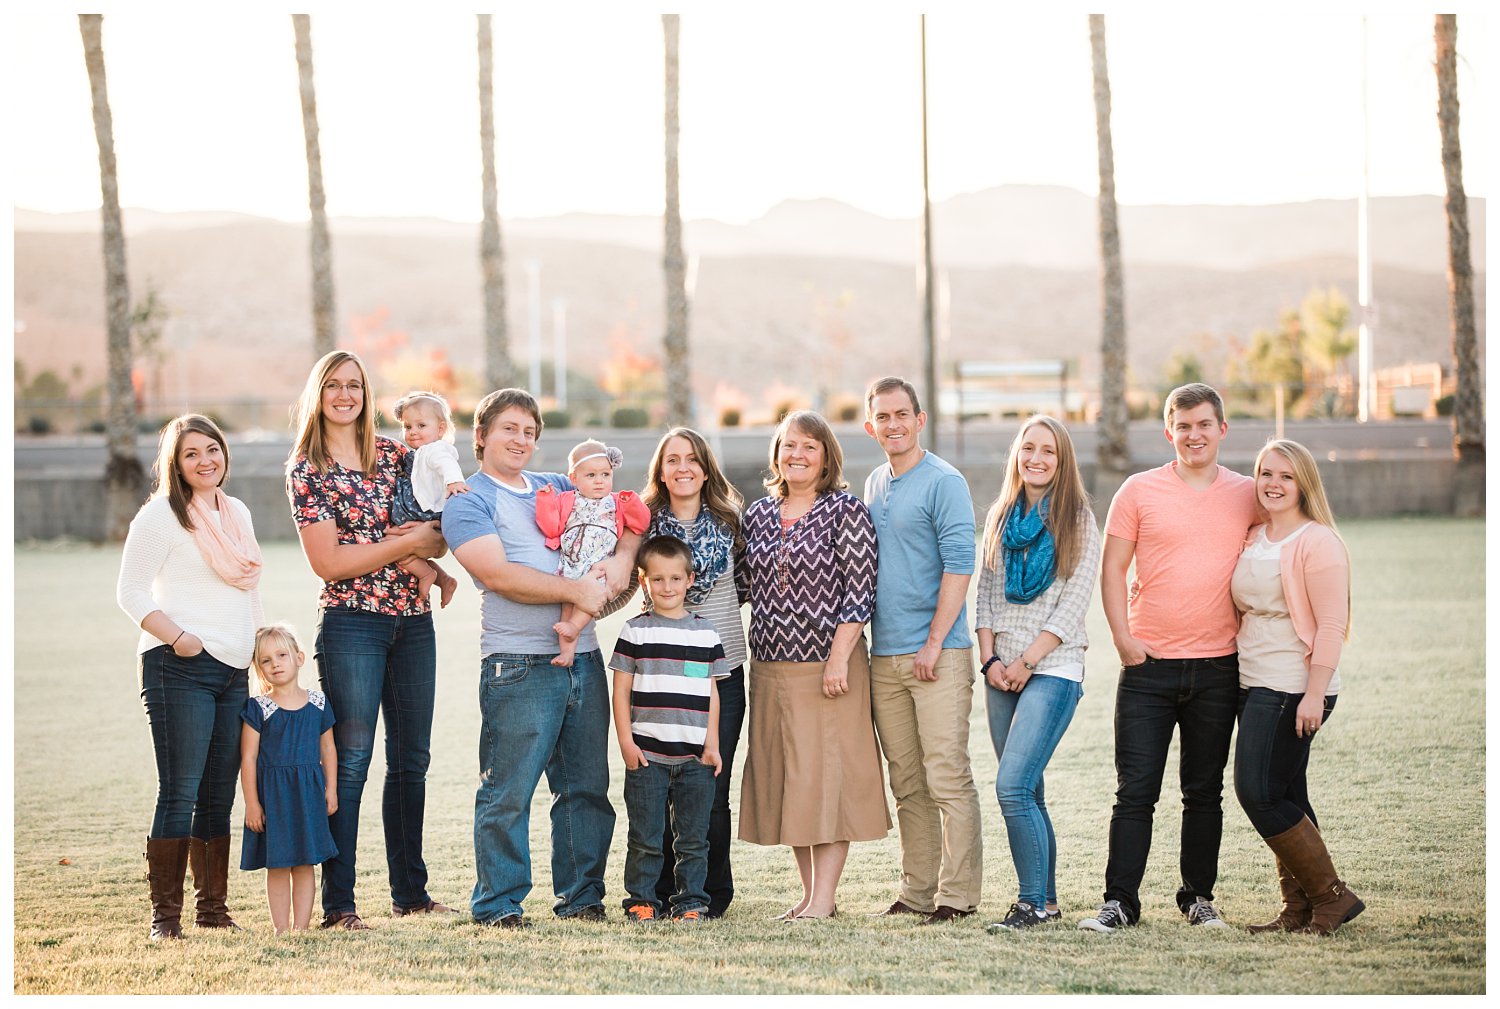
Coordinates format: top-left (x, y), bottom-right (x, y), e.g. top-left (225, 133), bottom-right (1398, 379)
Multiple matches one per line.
top-left (1161, 348), bottom-right (1205, 391)
top-left (79, 14), bottom-right (145, 540)
top-left (1301, 287), bottom-right (1357, 416)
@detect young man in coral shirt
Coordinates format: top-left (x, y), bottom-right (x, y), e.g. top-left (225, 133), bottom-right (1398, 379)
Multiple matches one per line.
top-left (1078, 384), bottom-right (1258, 933)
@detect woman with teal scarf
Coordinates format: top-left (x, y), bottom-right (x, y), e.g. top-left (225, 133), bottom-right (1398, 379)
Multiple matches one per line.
top-left (975, 416), bottom-right (1101, 932)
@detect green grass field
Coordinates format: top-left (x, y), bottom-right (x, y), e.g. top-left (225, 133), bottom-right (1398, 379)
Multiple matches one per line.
top-left (12, 518), bottom-right (1485, 994)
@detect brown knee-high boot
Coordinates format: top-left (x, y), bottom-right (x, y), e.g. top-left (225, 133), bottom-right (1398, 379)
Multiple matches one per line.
top-left (145, 836), bottom-right (191, 941)
top-left (1263, 816), bottom-right (1364, 936)
top-left (1246, 855), bottom-right (1311, 933)
top-left (189, 835), bottom-right (244, 930)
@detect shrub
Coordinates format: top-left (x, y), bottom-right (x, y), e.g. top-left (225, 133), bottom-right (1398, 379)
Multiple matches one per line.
top-left (1435, 394), bottom-right (1455, 417)
top-left (542, 409), bottom-right (572, 430)
top-left (719, 407), bottom-right (742, 428)
top-left (610, 406), bottom-right (650, 429)
top-left (24, 416), bottom-right (52, 436)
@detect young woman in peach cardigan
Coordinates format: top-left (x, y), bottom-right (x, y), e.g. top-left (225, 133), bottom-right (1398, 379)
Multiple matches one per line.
top-left (1231, 439), bottom-right (1362, 936)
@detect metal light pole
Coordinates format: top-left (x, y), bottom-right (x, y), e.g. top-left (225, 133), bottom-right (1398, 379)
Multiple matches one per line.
top-left (552, 296), bottom-right (567, 409)
top-left (526, 259), bottom-right (541, 396)
top-left (919, 14), bottom-right (938, 450)
top-left (1357, 16), bottom-right (1375, 422)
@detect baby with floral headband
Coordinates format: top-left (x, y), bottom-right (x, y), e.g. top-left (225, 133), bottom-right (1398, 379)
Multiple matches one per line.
top-left (536, 439), bottom-right (651, 666)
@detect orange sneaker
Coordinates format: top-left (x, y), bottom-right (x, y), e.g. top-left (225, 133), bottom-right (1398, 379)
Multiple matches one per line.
top-left (625, 903), bottom-right (657, 924)
top-left (674, 910), bottom-right (704, 924)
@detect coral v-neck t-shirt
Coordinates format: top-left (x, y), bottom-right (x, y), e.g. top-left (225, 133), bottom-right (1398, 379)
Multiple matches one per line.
top-left (1104, 462), bottom-right (1258, 658)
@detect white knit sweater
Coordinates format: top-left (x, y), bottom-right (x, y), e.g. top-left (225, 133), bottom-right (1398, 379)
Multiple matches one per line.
top-left (115, 496), bottom-right (264, 669)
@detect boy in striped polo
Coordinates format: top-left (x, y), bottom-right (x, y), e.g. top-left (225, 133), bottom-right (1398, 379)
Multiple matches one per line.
top-left (610, 536), bottom-right (728, 924)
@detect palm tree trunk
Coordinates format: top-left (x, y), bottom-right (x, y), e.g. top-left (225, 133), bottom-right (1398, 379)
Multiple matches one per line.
top-left (662, 14), bottom-right (691, 427)
top-left (477, 15), bottom-right (511, 391)
top-left (1090, 14), bottom-right (1130, 474)
top-left (1434, 15), bottom-right (1484, 514)
top-left (293, 14), bottom-right (336, 360)
top-left (79, 14), bottom-right (144, 541)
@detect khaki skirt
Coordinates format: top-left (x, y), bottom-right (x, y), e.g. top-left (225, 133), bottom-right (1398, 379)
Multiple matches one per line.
top-left (738, 640), bottom-right (892, 846)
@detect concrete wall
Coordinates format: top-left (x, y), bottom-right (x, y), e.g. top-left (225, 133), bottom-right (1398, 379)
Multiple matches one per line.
top-left (15, 453), bottom-right (1467, 542)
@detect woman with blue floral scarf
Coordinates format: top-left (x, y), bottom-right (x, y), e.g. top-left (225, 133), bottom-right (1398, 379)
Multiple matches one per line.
top-left (638, 426), bottom-right (749, 918)
top-left (974, 416), bottom-right (1101, 933)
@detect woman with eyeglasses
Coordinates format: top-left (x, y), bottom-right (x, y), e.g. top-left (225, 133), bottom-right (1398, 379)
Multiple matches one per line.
top-left (285, 350), bottom-right (453, 930)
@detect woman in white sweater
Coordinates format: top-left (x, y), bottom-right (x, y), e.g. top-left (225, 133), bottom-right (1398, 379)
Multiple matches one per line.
top-left (116, 415), bottom-right (263, 940)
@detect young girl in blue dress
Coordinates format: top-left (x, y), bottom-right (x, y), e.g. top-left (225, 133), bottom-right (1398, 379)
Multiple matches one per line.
top-left (240, 623), bottom-right (339, 933)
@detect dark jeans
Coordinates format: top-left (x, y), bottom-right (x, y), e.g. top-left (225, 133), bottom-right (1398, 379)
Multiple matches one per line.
top-left (315, 607), bottom-right (437, 917)
top-left (139, 645), bottom-right (248, 839)
top-left (1234, 687), bottom-right (1337, 838)
top-left (1103, 654), bottom-right (1239, 922)
top-left (625, 757), bottom-right (716, 915)
top-left (655, 664), bottom-right (745, 917)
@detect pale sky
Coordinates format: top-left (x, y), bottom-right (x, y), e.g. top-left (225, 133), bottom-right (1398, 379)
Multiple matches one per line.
top-left (10, 4), bottom-right (1493, 224)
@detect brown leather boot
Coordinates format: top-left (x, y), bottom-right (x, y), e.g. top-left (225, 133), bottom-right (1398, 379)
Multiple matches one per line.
top-left (1264, 816), bottom-right (1364, 936)
top-left (145, 836), bottom-right (190, 941)
top-left (189, 835), bottom-right (244, 930)
top-left (1245, 855), bottom-right (1311, 933)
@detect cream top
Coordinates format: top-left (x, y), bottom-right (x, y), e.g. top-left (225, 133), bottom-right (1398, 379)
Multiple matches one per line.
top-left (1232, 525), bottom-right (1340, 695)
top-left (116, 496), bottom-right (264, 669)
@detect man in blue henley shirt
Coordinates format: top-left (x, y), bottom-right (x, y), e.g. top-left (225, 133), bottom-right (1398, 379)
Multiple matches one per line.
top-left (862, 376), bottom-right (983, 924)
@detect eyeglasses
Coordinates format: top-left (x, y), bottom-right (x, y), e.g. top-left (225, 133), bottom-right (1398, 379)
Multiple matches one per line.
top-left (322, 381), bottom-right (365, 396)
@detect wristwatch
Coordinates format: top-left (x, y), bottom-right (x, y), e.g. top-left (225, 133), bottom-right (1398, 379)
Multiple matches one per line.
top-left (1021, 660), bottom-right (1037, 671)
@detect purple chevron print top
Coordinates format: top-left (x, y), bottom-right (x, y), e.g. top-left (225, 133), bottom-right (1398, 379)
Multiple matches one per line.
top-left (743, 491), bottom-right (878, 662)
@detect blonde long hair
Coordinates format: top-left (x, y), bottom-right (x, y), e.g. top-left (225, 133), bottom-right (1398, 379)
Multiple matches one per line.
top-left (287, 351), bottom-right (378, 475)
top-left (980, 415), bottom-right (1090, 578)
top-left (1255, 439), bottom-right (1350, 639)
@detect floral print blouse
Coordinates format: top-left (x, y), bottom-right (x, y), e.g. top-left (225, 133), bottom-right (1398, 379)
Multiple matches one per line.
top-left (287, 436), bottom-right (430, 616)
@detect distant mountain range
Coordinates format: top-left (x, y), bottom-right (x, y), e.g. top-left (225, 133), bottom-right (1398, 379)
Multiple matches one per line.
top-left (13, 185), bottom-right (1485, 420)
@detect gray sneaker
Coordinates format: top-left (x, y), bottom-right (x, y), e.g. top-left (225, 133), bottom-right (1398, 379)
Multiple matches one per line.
top-left (1077, 900), bottom-right (1133, 933)
top-left (1184, 897), bottom-right (1228, 928)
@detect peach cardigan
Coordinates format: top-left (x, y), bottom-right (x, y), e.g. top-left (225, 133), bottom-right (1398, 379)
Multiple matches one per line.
top-left (1243, 521), bottom-right (1350, 674)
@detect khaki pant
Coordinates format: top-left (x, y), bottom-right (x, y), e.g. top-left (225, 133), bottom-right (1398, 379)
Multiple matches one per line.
top-left (870, 647), bottom-right (983, 913)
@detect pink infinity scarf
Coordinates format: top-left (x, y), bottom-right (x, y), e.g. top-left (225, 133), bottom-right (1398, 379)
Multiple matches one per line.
top-left (188, 489), bottom-right (262, 590)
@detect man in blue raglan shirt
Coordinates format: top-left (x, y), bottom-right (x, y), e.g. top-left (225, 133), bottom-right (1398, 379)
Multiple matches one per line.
top-left (442, 388), bottom-right (638, 929)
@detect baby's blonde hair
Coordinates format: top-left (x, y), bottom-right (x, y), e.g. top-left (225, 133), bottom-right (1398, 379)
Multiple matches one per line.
top-left (393, 390), bottom-right (456, 444)
top-left (252, 623), bottom-right (305, 693)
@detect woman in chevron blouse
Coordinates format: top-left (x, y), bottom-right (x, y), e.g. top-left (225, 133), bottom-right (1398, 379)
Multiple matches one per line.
top-left (738, 410), bottom-right (891, 921)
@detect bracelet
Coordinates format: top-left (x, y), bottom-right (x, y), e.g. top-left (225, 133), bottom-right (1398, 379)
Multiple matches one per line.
top-left (980, 655), bottom-right (1002, 675)
top-left (171, 630), bottom-right (185, 648)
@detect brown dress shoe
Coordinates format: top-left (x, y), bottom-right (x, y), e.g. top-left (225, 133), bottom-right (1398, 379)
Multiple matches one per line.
top-left (392, 899), bottom-right (459, 916)
top-left (870, 899), bottom-right (930, 917)
top-left (321, 911), bottom-right (373, 930)
top-left (920, 905), bottom-right (976, 925)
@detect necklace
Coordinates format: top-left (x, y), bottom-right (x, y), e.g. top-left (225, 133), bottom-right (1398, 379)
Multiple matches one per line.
top-left (775, 498), bottom-right (812, 591)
